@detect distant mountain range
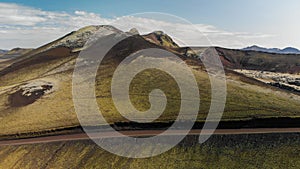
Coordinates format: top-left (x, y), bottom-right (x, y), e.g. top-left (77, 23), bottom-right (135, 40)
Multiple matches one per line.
top-left (242, 45), bottom-right (300, 54)
top-left (0, 48), bottom-right (32, 59)
top-left (0, 49), bottom-right (8, 55)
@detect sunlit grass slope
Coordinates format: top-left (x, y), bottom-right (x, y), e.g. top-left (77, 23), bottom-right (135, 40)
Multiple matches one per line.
top-left (1, 133), bottom-right (300, 168)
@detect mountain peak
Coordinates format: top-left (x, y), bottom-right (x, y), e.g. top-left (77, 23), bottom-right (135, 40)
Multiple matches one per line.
top-left (127, 28), bottom-right (139, 35)
top-left (142, 31), bottom-right (179, 48)
top-left (46, 25), bottom-right (122, 52)
top-left (152, 31), bottom-right (164, 35)
top-left (281, 47), bottom-right (300, 53)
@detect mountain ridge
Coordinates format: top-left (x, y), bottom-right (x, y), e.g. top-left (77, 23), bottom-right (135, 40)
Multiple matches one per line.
top-left (242, 45), bottom-right (300, 54)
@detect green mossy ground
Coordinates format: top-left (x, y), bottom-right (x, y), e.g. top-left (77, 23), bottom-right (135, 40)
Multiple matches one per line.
top-left (1, 133), bottom-right (300, 168)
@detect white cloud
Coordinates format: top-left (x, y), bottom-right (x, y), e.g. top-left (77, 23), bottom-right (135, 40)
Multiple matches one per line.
top-left (0, 3), bottom-right (46, 26)
top-left (74, 11), bottom-right (87, 16)
top-left (0, 3), bottom-right (283, 50)
top-left (110, 16), bottom-right (275, 48)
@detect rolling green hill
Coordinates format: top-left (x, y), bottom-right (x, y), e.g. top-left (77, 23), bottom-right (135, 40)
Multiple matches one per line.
top-left (0, 25), bottom-right (300, 137)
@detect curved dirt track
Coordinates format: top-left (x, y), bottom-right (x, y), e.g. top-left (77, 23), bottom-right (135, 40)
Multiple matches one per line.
top-left (1, 128), bottom-right (300, 146)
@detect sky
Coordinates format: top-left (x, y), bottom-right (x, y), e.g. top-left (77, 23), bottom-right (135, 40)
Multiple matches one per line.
top-left (0, 0), bottom-right (299, 49)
